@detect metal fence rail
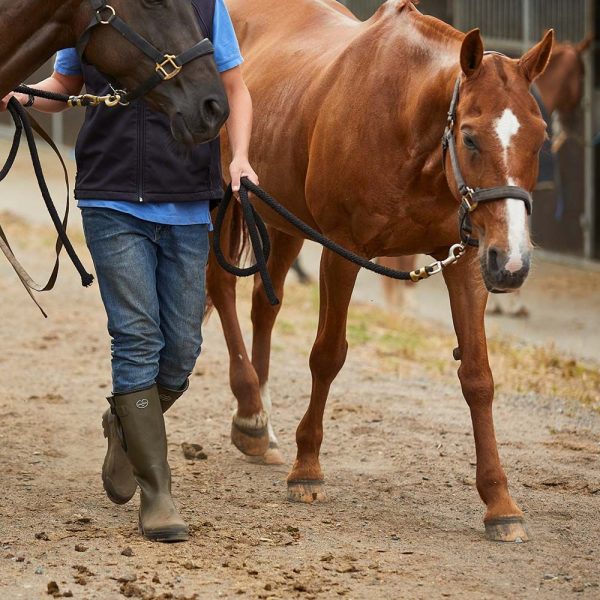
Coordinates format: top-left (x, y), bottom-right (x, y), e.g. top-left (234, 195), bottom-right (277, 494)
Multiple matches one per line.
top-left (454, 0), bottom-right (587, 51)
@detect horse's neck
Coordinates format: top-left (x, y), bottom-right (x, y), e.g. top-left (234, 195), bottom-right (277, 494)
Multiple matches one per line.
top-left (325, 13), bottom-right (461, 195)
top-left (0, 0), bottom-right (85, 96)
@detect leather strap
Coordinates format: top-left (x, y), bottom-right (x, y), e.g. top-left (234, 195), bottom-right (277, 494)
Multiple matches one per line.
top-left (0, 103), bottom-right (74, 316)
top-left (77, 0), bottom-right (215, 104)
top-left (442, 75), bottom-right (534, 247)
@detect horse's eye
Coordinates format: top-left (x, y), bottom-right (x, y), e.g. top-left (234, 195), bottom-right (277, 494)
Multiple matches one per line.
top-left (462, 133), bottom-right (478, 152)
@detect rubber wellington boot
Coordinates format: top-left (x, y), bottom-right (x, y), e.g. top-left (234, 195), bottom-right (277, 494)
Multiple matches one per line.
top-left (102, 380), bottom-right (189, 505)
top-left (157, 379), bottom-right (189, 413)
top-left (102, 406), bottom-right (137, 505)
top-left (111, 386), bottom-right (189, 542)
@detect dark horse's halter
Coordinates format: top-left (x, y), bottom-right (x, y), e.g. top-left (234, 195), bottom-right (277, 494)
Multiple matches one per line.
top-left (75, 0), bottom-right (215, 106)
top-left (442, 75), bottom-right (533, 248)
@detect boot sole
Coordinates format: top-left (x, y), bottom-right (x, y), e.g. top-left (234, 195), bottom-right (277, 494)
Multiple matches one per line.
top-left (102, 411), bottom-right (136, 505)
top-left (139, 519), bottom-right (189, 543)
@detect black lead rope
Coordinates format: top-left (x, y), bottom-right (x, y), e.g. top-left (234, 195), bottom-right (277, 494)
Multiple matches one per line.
top-left (213, 178), bottom-right (457, 307)
top-left (0, 98), bottom-right (94, 316)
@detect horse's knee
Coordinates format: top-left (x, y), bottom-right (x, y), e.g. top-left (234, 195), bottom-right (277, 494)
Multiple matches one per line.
top-left (458, 363), bottom-right (494, 407)
top-left (309, 338), bottom-right (348, 384)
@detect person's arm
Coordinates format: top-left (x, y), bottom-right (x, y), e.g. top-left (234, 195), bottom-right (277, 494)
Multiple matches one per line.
top-left (0, 71), bottom-right (84, 113)
top-left (221, 66), bottom-right (258, 193)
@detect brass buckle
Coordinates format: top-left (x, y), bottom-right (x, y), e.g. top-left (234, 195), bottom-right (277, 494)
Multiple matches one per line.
top-left (156, 55), bottom-right (182, 81)
top-left (461, 188), bottom-right (478, 213)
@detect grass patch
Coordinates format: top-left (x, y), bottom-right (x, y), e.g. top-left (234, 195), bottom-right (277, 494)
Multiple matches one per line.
top-left (271, 280), bottom-right (600, 414)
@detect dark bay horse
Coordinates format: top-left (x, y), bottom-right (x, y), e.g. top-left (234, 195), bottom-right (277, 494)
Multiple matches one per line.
top-left (207, 0), bottom-right (552, 542)
top-left (0, 0), bottom-right (228, 143)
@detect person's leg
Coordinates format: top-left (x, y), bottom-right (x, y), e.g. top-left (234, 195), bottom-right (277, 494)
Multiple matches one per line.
top-left (83, 208), bottom-right (162, 504)
top-left (82, 208), bottom-right (163, 395)
top-left (155, 223), bottom-right (210, 409)
top-left (82, 209), bottom-right (188, 541)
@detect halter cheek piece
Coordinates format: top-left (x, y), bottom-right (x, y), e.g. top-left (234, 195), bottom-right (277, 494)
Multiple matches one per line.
top-left (441, 76), bottom-right (533, 248)
top-left (76, 0), bottom-right (215, 106)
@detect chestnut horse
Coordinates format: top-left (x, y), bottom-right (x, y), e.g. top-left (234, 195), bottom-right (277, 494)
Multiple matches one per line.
top-left (381, 35), bottom-right (593, 310)
top-left (207, 0), bottom-right (552, 541)
top-left (0, 0), bottom-right (228, 144)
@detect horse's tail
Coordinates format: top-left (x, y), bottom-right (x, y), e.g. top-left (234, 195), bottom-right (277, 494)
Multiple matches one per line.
top-left (204, 199), bottom-right (250, 321)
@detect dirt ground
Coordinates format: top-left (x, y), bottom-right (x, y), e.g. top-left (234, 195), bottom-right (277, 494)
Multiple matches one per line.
top-left (0, 142), bottom-right (599, 599)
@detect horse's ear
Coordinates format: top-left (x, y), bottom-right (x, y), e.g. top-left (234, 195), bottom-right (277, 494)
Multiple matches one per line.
top-left (576, 33), bottom-right (593, 54)
top-left (460, 29), bottom-right (484, 78)
top-left (519, 29), bottom-right (554, 83)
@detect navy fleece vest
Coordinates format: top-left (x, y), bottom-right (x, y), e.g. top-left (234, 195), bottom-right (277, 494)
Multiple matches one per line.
top-left (74, 0), bottom-right (222, 204)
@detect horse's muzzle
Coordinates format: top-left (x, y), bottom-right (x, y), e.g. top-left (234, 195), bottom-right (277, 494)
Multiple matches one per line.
top-left (170, 95), bottom-right (229, 146)
top-left (481, 246), bottom-right (531, 293)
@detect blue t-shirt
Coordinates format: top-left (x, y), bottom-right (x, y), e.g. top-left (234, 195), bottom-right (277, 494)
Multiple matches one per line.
top-left (55, 0), bottom-right (242, 226)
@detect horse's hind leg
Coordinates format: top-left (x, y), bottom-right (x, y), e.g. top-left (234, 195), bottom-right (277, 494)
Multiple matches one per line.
top-left (249, 228), bottom-right (305, 465)
top-left (206, 210), bottom-right (269, 457)
top-left (287, 249), bottom-right (360, 503)
top-left (378, 256), bottom-right (417, 308)
top-left (443, 257), bottom-right (528, 542)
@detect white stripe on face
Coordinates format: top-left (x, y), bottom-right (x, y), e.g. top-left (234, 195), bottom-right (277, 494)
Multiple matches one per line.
top-left (494, 109), bottom-right (528, 273)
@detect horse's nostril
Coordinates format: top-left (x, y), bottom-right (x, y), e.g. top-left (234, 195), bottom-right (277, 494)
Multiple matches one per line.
top-left (487, 247), bottom-right (500, 274)
top-left (202, 98), bottom-right (224, 123)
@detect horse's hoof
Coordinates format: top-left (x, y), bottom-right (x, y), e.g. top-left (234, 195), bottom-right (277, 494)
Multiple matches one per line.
top-left (231, 411), bottom-right (270, 457)
top-left (246, 444), bottom-right (286, 466)
top-left (287, 480), bottom-right (326, 503)
top-left (484, 517), bottom-right (530, 543)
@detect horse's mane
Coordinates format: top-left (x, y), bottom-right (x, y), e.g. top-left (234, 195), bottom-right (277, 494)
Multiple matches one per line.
top-left (410, 11), bottom-right (464, 44)
top-left (377, 1), bottom-right (463, 45)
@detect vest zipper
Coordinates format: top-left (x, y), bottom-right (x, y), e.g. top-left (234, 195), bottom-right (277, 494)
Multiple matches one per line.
top-left (137, 103), bottom-right (145, 202)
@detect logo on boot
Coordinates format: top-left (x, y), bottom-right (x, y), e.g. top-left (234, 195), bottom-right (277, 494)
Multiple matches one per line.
top-left (136, 398), bottom-right (149, 409)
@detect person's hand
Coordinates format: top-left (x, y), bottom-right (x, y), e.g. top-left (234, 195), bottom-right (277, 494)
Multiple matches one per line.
top-left (0, 92), bottom-right (27, 112)
top-left (0, 93), bottom-right (15, 112)
top-left (229, 156), bottom-right (259, 199)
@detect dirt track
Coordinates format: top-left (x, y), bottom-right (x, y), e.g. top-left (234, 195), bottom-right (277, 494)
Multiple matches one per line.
top-left (0, 203), bottom-right (598, 600)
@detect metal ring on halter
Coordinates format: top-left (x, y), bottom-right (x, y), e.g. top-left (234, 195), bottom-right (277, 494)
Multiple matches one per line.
top-left (110, 85), bottom-right (130, 106)
top-left (96, 5), bottom-right (116, 25)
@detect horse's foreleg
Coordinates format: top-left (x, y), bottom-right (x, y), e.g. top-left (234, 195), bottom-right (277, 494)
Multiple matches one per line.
top-left (443, 258), bottom-right (528, 542)
top-left (287, 249), bottom-right (360, 503)
top-left (250, 229), bottom-right (305, 465)
top-left (206, 225), bottom-right (269, 457)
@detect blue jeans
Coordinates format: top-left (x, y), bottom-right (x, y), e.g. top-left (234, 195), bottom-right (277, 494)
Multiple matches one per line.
top-left (82, 208), bottom-right (209, 395)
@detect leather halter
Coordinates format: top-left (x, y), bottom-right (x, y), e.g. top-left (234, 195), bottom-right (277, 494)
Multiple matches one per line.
top-left (77, 0), bottom-right (215, 105)
top-left (442, 76), bottom-right (533, 248)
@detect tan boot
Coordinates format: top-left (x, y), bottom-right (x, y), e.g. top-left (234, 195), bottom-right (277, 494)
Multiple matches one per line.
top-left (111, 386), bottom-right (188, 542)
top-left (102, 380), bottom-right (188, 505)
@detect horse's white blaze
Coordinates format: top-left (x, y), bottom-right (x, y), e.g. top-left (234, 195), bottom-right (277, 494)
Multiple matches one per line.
top-left (495, 108), bottom-right (521, 166)
top-left (260, 383), bottom-right (279, 446)
top-left (505, 195), bottom-right (527, 272)
top-left (494, 110), bottom-right (528, 271)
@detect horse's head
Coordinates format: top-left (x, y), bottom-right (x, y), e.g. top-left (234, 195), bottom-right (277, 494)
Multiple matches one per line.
top-left (81, 0), bottom-right (229, 145)
top-left (541, 36), bottom-right (591, 116)
top-left (445, 29), bottom-right (553, 293)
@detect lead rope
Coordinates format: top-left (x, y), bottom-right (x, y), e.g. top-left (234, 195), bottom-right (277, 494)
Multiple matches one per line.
top-left (0, 98), bottom-right (94, 316)
top-left (213, 177), bottom-right (466, 307)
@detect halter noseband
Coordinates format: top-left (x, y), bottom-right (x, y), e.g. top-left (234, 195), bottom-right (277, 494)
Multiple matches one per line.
top-left (441, 76), bottom-right (533, 248)
top-left (76, 0), bottom-right (215, 105)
